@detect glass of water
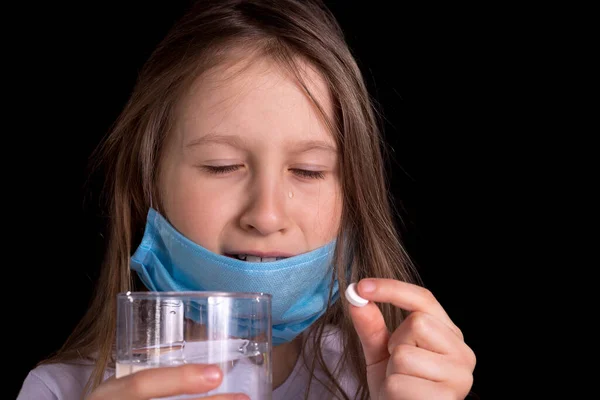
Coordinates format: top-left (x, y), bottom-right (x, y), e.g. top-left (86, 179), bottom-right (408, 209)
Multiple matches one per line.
top-left (116, 291), bottom-right (272, 400)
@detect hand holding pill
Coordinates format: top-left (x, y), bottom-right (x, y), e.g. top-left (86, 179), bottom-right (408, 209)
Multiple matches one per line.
top-left (346, 278), bottom-right (476, 400)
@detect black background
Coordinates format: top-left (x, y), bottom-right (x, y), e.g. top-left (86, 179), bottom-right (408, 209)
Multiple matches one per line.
top-left (8, 1), bottom-right (527, 398)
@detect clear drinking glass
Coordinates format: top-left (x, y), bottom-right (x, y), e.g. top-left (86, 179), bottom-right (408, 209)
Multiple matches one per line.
top-left (116, 291), bottom-right (272, 400)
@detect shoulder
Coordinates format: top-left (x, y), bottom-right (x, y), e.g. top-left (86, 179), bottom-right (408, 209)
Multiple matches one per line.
top-left (318, 324), bottom-right (346, 355)
top-left (315, 325), bottom-right (360, 393)
top-left (308, 324), bottom-right (352, 373)
top-left (274, 325), bottom-right (360, 400)
top-left (17, 361), bottom-right (113, 400)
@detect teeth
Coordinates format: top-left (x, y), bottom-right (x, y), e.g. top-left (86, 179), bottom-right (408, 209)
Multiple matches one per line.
top-left (234, 255), bottom-right (282, 262)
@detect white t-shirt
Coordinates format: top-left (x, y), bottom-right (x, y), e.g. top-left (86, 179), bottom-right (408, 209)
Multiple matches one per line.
top-left (17, 326), bottom-right (360, 400)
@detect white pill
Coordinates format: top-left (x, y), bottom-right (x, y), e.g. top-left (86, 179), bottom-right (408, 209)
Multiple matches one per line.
top-left (345, 283), bottom-right (369, 307)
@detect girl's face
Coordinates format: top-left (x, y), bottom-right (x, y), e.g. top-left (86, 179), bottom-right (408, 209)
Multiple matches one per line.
top-left (158, 57), bottom-right (342, 261)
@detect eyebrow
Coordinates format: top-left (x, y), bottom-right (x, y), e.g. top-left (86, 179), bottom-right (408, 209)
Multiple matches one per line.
top-left (291, 139), bottom-right (338, 154)
top-left (185, 133), bottom-right (337, 154)
top-left (185, 133), bottom-right (247, 149)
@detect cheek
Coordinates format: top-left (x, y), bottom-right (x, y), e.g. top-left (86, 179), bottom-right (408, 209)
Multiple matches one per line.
top-left (161, 169), bottom-right (238, 251)
top-left (297, 182), bottom-right (342, 242)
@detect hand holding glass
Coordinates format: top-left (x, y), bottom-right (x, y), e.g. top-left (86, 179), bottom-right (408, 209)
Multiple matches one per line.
top-left (116, 291), bottom-right (272, 399)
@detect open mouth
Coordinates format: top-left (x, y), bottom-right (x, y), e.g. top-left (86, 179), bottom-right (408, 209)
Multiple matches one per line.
top-left (225, 254), bottom-right (288, 262)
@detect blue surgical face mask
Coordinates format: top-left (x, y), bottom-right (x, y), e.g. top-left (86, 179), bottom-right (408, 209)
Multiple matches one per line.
top-left (130, 208), bottom-right (339, 345)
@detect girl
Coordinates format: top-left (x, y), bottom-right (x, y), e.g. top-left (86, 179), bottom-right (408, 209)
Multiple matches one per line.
top-left (18, 0), bottom-right (475, 399)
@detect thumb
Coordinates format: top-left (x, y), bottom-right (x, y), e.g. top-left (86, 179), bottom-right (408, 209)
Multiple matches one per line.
top-left (347, 284), bottom-right (390, 394)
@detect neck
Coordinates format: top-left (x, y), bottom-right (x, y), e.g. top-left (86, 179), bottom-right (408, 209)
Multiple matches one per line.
top-left (272, 337), bottom-right (302, 389)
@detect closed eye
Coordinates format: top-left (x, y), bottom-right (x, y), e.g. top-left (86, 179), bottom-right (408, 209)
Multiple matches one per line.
top-left (201, 165), bottom-right (324, 179)
top-left (291, 169), bottom-right (325, 179)
top-left (202, 165), bottom-right (243, 174)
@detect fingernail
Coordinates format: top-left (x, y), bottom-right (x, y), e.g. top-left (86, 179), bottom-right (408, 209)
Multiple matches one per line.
top-left (203, 366), bottom-right (222, 382)
top-left (360, 279), bottom-right (376, 293)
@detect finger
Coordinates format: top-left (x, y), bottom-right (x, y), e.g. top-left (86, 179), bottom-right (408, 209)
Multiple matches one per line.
top-left (380, 374), bottom-right (458, 400)
top-left (357, 278), bottom-right (462, 339)
top-left (347, 298), bottom-right (390, 367)
top-left (347, 298), bottom-right (391, 399)
top-left (388, 311), bottom-right (470, 363)
top-left (348, 290), bottom-right (390, 399)
top-left (386, 344), bottom-right (472, 385)
top-left (90, 364), bottom-right (230, 400)
top-left (191, 395), bottom-right (249, 400)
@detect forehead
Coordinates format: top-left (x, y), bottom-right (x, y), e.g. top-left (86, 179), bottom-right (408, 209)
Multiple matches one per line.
top-left (174, 55), bottom-right (335, 146)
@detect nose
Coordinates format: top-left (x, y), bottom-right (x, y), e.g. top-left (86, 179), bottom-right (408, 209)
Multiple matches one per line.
top-left (239, 175), bottom-right (290, 236)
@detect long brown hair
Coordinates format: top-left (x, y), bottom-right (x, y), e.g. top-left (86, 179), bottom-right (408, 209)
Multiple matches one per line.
top-left (41, 1), bottom-right (420, 399)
